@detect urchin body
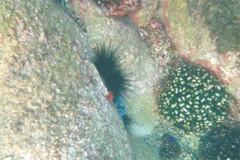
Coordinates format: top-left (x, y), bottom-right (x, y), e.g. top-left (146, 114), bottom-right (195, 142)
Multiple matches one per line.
top-left (92, 44), bottom-right (132, 98)
top-left (92, 44), bottom-right (133, 127)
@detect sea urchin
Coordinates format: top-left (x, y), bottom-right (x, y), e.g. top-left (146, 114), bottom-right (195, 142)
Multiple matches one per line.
top-left (92, 43), bottom-right (134, 128)
top-left (92, 43), bottom-right (133, 98)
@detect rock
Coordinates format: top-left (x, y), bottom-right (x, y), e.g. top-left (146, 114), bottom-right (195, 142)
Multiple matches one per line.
top-left (0, 0), bottom-right (133, 159)
top-left (130, 0), bottom-right (159, 27)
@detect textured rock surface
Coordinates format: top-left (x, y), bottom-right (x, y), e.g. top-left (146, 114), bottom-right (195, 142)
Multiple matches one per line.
top-left (0, 0), bottom-right (134, 159)
top-left (128, 134), bottom-right (160, 160)
top-left (130, 0), bottom-right (159, 27)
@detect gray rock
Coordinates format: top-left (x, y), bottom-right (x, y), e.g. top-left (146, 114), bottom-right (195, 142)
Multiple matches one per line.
top-left (0, 0), bottom-right (160, 159)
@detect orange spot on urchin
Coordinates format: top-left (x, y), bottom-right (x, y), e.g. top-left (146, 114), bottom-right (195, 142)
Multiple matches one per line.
top-left (106, 91), bottom-right (114, 100)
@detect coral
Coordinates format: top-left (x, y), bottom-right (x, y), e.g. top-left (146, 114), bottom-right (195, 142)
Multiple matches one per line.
top-left (199, 121), bottom-right (240, 159)
top-left (158, 133), bottom-right (181, 160)
top-left (157, 64), bottom-right (230, 134)
top-left (94, 0), bottom-right (141, 17)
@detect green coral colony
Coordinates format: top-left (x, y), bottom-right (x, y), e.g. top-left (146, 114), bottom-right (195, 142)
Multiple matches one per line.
top-left (157, 64), bottom-right (230, 134)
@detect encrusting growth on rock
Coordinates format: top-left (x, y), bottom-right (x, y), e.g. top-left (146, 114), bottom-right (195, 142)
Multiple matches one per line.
top-left (157, 64), bottom-right (230, 134)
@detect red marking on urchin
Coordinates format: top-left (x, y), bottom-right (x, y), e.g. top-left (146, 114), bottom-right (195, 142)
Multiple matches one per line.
top-left (106, 91), bottom-right (114, 100)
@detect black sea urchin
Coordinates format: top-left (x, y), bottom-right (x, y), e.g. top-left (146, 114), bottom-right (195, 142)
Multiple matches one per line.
top-left (92, 43), bottom-right (134, 128)
top-left (92, 43), bottom-right (133, 98)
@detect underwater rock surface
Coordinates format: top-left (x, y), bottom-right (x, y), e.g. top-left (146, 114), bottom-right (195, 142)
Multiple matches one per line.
top-left (1, 0), bottom-right (239, 159)
top-left (0, 0), bottom-right (134, 159)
